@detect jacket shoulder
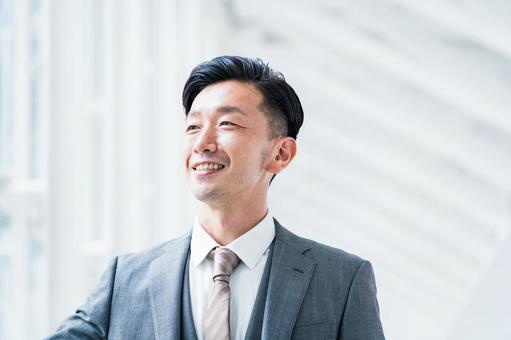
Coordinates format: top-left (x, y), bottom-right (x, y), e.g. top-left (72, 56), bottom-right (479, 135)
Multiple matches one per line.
top-left (113, 231), bottom-right (191, 285)
top-left (275, 220), bottom-right (366, 274)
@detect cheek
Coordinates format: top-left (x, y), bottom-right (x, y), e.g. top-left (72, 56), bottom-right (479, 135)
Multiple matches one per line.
top-left (216, 132), bottom-right (235, 145)
top-left (241, 147), bottom-right (270, 172)
top-left (217, 133), bottom-right (241, 155)
top-left (182, 140), bottom-right (194, 166)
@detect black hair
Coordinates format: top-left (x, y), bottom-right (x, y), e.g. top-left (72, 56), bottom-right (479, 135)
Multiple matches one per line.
top-left (182, 56), bottom-right (304, 140)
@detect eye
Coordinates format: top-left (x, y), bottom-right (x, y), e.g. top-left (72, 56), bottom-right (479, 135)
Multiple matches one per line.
top-left (219, 121), bottom-right (236, 126)
top-left (186, 125), bottom-right (200, 132)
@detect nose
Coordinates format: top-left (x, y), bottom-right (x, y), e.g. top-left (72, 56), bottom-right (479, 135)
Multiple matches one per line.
top-left (193, 126), bottom-right (218, 153)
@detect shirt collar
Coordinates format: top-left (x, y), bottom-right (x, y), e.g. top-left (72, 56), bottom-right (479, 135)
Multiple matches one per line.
top-left (190, 210), bottom-right (275, 269)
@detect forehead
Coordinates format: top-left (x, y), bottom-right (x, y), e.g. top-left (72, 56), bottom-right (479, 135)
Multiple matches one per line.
top-left (188, 81), bottom-right (264, 118)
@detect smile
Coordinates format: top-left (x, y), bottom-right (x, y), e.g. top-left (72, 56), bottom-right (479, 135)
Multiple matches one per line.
top-left (193, 163), bottom-right (225, 171)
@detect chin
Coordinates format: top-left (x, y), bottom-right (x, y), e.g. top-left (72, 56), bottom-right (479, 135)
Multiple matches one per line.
top-left (191, 187), bottom-right (221, 203)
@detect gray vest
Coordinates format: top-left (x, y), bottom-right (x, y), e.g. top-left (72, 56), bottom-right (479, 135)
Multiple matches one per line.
top-left (180, 242), bottom-right (275, 340)
top-left (181, 251), bottom-right (198, 340)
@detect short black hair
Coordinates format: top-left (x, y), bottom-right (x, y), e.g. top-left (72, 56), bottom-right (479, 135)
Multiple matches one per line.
top-left (182, 56), bottom-right (304, 140)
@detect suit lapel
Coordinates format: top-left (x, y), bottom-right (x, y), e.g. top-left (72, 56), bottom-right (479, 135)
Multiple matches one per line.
top-left (262, 221), bottom-right (317, 340)
top-left (148, 233), bottom-right (191, 340)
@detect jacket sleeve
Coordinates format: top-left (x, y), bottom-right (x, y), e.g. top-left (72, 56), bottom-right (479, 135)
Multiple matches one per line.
top-left (338, 260), bottom-right (386, 340)
top-left (44, 256), bottom-right (119, 340)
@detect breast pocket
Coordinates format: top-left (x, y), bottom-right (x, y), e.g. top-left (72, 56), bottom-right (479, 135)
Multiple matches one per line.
top-left (290, 321), bottom-right (334, 340)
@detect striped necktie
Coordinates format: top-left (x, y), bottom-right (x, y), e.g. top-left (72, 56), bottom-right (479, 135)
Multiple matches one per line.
top-left (204, 247), bottom-right (240, 340)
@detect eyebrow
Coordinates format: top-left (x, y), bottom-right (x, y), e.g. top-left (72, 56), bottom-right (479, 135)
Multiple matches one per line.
top-left (187, 105), bottom-right (247, 119)
top-left (217, 105), bottom-right (247, 116)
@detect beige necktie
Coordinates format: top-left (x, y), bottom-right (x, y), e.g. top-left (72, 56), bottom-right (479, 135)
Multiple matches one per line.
top-left (204, 247), bottom-right (240, 340)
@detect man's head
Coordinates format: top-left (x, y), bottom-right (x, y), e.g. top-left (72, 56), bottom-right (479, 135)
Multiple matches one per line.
top-left (182, 56), bottom-right (304, 205)
top-left (183, 56), bottom-right (304, 140)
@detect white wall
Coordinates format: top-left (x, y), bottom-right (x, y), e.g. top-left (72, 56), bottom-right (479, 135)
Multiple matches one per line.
top-left (448, 239), bottom-right (511, 340)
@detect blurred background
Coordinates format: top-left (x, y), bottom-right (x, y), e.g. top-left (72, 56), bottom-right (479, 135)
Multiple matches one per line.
top-left (1, 0), bottom-right (510, 339)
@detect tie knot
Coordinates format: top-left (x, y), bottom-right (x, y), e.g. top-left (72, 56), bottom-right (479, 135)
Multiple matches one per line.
top-left (208, 247), bottom-right (240, 284)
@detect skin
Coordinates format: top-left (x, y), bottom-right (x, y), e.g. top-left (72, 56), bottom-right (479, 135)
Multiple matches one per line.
top-left (183, 80), bottom-right (297, 245)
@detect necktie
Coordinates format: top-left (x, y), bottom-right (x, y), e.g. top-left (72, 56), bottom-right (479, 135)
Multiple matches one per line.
top-left (204, 247), bottom-right (240, 340)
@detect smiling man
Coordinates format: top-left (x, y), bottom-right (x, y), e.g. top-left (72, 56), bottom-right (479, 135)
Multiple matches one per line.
top-left (46, 56), bottom-right (385, 340)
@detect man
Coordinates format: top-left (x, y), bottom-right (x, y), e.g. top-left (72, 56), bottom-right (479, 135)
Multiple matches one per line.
top-left (47, 56), bottom-right (385, 339)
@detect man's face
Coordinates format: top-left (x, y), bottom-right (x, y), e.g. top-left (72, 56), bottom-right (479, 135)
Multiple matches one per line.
top-left (183, 80), bottom-right (277, 204)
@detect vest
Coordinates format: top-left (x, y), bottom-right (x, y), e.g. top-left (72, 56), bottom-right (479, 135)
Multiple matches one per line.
top-left (180, 242), bottom-right (275, 340)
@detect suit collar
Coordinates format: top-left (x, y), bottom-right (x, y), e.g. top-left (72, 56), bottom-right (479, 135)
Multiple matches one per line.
top-left (260, 219), bottom-right (317, 340)
top-left (148, 231), bottom-right (191, 340)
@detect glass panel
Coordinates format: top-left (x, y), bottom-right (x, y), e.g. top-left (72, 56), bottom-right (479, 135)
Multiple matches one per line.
top-left (28, 2), bottom-right (47, 338)
top-left (0, 0), bottom-right (14, 171)
top-left (0, 255), bottom-right (11, 340)
top-left (92, 0), bottom-right (104, 97)
top-left (30, 0), bottom-right (42, 14)
top-left (91, 0), bottom-right (105, 241)
top-left (0, 211), bottom-right (12, 340)
top-left (0, 0), bottom-right (48, 338)
top-left (92, 115), bottom-right (103, 240)
top-left (29, 30), bottom-right (42, 178)
top-left (27, 218), bottom-right (46, 339)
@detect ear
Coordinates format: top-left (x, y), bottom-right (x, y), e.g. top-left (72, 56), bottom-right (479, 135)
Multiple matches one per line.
top-left (266, 137), bottom-right (297, 174)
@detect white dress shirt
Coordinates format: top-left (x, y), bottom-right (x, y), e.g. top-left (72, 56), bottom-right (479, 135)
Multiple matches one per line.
top-left (189, 211), bottom-right (275, 340)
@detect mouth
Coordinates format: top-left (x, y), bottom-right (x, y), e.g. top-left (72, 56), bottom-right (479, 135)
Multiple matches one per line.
top-left (191, 162), bottom-right (226, 174)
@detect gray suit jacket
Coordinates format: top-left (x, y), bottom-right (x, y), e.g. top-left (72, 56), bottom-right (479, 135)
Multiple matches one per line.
top-left (46, 220), bottom-right (385, 339)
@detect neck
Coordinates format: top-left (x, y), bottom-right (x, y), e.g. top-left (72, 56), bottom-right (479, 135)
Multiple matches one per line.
top-left (197, 194), bottom-right (269, 246)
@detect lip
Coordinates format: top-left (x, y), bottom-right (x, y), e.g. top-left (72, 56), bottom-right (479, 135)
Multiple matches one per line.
top-left (193, 168), bottom-right (223, 177)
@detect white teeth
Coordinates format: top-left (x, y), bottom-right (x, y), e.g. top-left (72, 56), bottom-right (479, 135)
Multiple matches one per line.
top-left (195, 163), bottom-right (224, 170)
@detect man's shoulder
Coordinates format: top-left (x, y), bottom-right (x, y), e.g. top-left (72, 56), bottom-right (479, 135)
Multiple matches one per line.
top-left (119, 231), bottom-right (190, 261)
top-left (112, 231), bottom-right (191, 281)
top-left (275, 220), bottom-right (366, 273)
